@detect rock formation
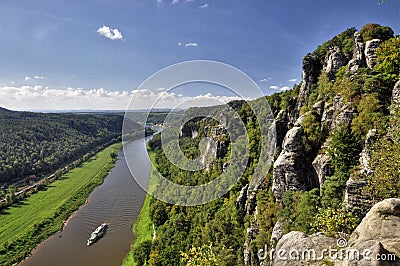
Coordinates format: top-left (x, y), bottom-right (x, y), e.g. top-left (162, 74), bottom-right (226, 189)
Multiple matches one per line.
top-left (341, 198), bottom-right (400, 265)
top-left (272, 231), bottom-right (337, 266)
top-left (272, 126), bottom-right (318, 202)
top-left (324, 46), bottom-right (347, 79)
top-left (296, 54), bottom-right (322, 114)
top-left (364, 39), bottom-right (382, 69)
top-left (312, 139), bottom-right (333, 190)
top-left (347, 32), bottom-right (366, 72)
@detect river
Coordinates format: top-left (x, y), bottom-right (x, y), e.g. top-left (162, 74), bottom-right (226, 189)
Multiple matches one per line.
top-left (19, 138), bottom-right (151, 266)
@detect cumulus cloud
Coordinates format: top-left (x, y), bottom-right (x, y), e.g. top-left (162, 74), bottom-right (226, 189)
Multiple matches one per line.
top-left (185, 42), bottom-right (198, 47)
top-left (288, 78), bottom-right (297, 82)
top-left (0, 85), bottom-right (244, 111)
top-left (24, 76), bottom-right (30, 81)
top-left (97, 25), bottom-right (124, 40)
top-left (260, 79), bottom-right (269, 82)
top-left (199, 3), bottom-right (210, 8)
top-left (34, 75), bottom-right (46, 79)
top-left (269, 85), bottom-right (290, 91)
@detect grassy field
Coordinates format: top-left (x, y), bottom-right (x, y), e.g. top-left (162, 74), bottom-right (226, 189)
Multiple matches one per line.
top-left (123, 150), bottom-right (156, 266)
top-left (0, 143), bottom-right (120, 265)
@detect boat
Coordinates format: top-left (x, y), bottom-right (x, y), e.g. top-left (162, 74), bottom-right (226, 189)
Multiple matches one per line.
top-left (87, 223), bottom-right (107, 246)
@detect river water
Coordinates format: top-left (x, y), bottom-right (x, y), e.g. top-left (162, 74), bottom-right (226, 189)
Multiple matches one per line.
top-left (19, 138), bottom-right (151, 266)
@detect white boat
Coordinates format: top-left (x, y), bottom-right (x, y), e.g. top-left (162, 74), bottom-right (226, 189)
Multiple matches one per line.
top-left (87, 223), bottom-right (107, 246)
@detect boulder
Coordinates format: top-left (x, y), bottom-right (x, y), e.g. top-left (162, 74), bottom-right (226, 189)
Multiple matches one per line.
top-left (340, 198), bottom-right (400, 265)
top-left (365, 39), bottom-right (383, 69)
top-left (273, 231), bottom-right (337, 266)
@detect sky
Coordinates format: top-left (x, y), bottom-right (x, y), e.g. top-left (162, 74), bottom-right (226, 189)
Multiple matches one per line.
top-left (0, 0), bottom-right (399, 111)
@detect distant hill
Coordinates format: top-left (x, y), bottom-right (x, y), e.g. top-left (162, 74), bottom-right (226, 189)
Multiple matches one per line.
top-left (0, 108), bottom-right (141, 185)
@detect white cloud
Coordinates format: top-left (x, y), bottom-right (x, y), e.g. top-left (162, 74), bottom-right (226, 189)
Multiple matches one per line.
top-left (288, 78), bottom-right (297, 83)
top-left (24, 76), bottom-right (30, 80)
top-left (178, 42), bottom-right (182, 46)
top-left (269, 85), bottom-right (290, 91)
top-left (34, 75), bottom-right (46, 79)
top-left (0, 85), bottom-right (245, 111)
top-left (260, 79), bottom-right (269, 82)
top-left (97, 25), bottom-right (124, 40)
top-left (172, 0), bottom-right (179, 4)
top-left (185, 42), bottom-right (198, 47)
top-left (199, 3), bottom-right (210, 8)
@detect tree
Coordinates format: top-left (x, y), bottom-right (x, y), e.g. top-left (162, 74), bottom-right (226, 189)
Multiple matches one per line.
top-left (359, 23), bottom-right (394, 42)
top-left (181, 243), bottom-right (222, 266)
top-left (132, 240), bottom-right (152, 266)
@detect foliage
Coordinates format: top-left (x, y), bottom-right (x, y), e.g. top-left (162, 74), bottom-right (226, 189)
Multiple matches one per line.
top-left (132, 240), bottom-right (152, 266)
top-left (322, 126), bottom-right (361, 209)
top-left (0, 108), bottom-right (138, 186)
top-left (359, 23), bottom-right (394, 42)
top-left (181, 243), bottom-right (222, 266)
top-left (375, 36), bottom-right (400, 79)
top-left (351, 93), bottom-right (385, 138)
top-left (312, 206), bottom-right (359, 236)
top-left (313, 27), bottom-right (356, 63)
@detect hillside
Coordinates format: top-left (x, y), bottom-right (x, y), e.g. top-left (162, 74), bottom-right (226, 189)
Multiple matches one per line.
top-left (0, 109), bottom-right (139, 186)
top-left (132, 23), bottom-right (400, 265)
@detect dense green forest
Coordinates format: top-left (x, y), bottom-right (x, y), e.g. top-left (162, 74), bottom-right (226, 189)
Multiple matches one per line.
top-left (0, 108), bottom-right (138, 186)
top-left (129, 23), bottom-right (400, 265)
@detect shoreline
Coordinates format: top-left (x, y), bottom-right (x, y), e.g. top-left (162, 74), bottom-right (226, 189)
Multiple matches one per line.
top-left (0, 143), bottom-right (121, 266)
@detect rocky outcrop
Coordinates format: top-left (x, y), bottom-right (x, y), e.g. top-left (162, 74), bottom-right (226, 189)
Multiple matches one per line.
top-left (236, 184), bottom-right (249, 215)
top-left (340, 198), bottom-right (400, 265)
top-left (275, 110), bottom-right (289, 149)
top-left (270, 220), bottom-right (284, 245)
top-left (359, 129), bottom-right (377, 177)
top-left (203, 125), bottom-right (229, 159)
top-left (324, 46), bottom-right (347, 79)
top-left (345, 129), bottom-right (376, 213)
top-left (296, 54), bottom-right (322, 114)
top-left (312, 139), bottom-right (333, 190)
top-left (365, 39), bottom-right (382, 69)
top-left (272, 231), bottom-right (337, 266)
top-left (244, 207), bottom-right (260, 266)
top-left (390, 80), bottom-right (400, 115)
top-left (347, 32), bottom-right (366, 72)
top-left (321, 94), bottom-right (355, 132)
top-left (272, 126), bottom-right (318, 202)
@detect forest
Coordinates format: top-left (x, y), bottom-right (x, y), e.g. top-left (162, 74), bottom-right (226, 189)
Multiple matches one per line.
top-left (0, 108), bottom-right (140, 186)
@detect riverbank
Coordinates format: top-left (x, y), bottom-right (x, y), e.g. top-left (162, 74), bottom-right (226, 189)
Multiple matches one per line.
top-left (122, 150), bottom-right (156, 266)
top-left (0, 143), bottom-right (121, 266)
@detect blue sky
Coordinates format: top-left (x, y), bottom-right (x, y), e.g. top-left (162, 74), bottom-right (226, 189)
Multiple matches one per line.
top-left (0, 0), bottom-right (399, 110)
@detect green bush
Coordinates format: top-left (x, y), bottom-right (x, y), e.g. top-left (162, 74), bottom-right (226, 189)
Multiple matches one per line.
top-left (359, 23), bottom-right (394, 42)
top-left (132, 240), bottom-right (152, 266)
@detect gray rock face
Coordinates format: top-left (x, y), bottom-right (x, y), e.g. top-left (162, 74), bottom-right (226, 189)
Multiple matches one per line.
top-left (340, 198), bottom-right (400, 265)
top-left (344, 177), bottom-right (373, 213)
top-left (236, 184), bottom-right (249, 215)
top-left (321, 94), bottom-right (355, 132)
top-left (324, 46), bottom-right (348, 79)
top-left (244, 208), bottom-right (260, 266)
top-left (271, 220), bottom-right (284, 245)
top-left (391, 80), bottom-right (400, 115)
top-left (272, 231), bottom-right (337, 266)
top-left (347, 32), bottom-right (366, 72)
top-left (365, 39), bottom-right (383, 69)
top-left (312, 100), bottom-right (325, 117)
top-left (297, 54), bottom-right (322, 114)
top-left (275, 110), bottom-right (289, 149)
top-left (312, 152), bottom-right (333, 190)
top-left (272, 127), bottom-right (318, 201)
top-left (359, 129), bottom-right (377, 177)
